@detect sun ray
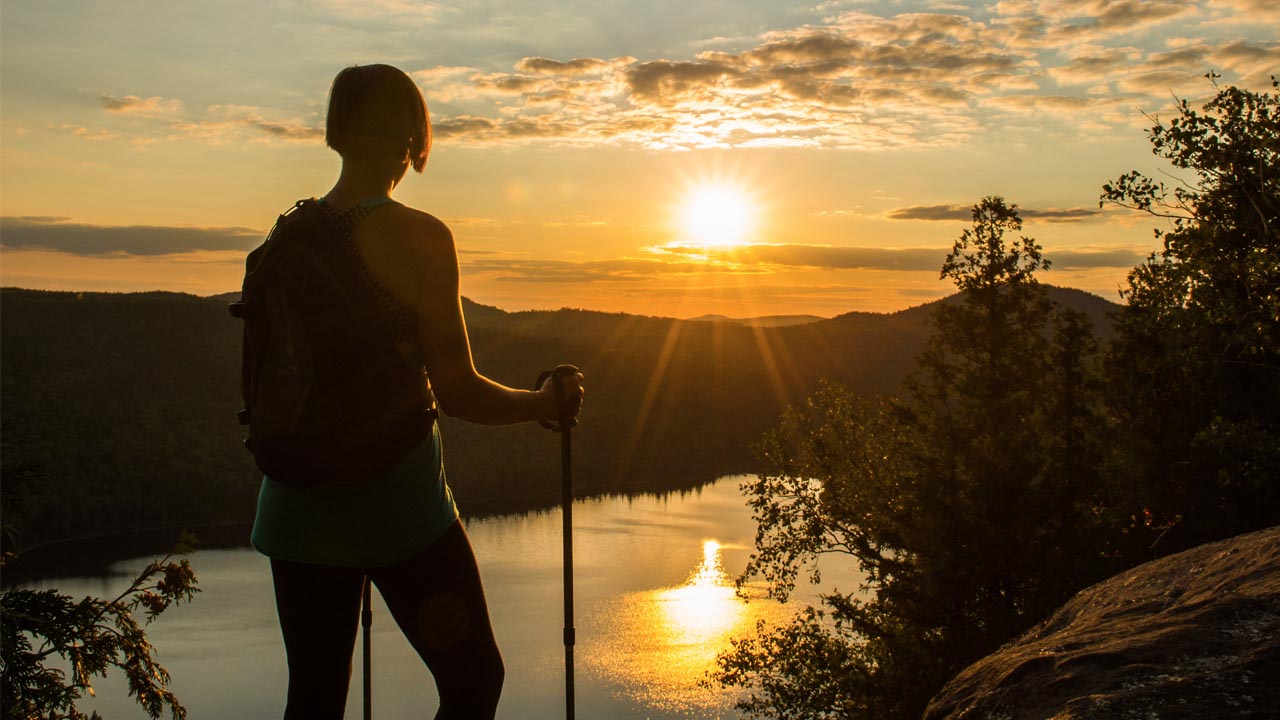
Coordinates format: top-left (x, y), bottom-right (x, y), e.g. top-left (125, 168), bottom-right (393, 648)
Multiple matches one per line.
top-left (750, 322), bottom-right (795, 418)
top-left (617, 317), bottom-right (685, 478)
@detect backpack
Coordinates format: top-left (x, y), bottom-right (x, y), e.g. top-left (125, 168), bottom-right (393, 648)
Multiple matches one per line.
top-left (229, 199), bottom-right (436, 485)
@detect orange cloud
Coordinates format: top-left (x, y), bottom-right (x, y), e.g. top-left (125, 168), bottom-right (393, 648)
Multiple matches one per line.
top-left (886, 204), bottom-right (1101, 222)
top-left (409, 4), bottom-right (1266, 152)
top-left (100, 94), bottom-right (184, 116)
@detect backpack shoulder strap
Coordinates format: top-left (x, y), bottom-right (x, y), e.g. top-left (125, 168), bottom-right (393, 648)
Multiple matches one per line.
top-left (290, 198), bottom-right (339, 242)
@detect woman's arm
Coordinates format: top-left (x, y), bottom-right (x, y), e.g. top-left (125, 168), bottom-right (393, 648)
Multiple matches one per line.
top-left (401, 210), bottom-right (581, 425)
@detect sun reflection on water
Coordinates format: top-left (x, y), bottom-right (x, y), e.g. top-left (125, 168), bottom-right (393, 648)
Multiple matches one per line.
top-left (658, 540), bottom-right (743, 641)
top-left (583, 539), bottom-right (794, 717)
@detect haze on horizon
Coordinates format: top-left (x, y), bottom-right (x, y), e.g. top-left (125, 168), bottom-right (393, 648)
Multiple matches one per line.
top-left (2, 0), bottom-right (1277, 318)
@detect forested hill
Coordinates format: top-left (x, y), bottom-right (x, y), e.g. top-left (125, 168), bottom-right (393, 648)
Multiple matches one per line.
top-left (0, 286), bottom-right (1115, 550)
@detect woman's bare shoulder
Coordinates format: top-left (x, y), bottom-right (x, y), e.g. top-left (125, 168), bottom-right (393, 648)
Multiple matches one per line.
top-left (353, 203), bottom-right (459, 300)
top-left (358, 202), bottom-right (452, 254)
top-left (384, 204), bottom-right (452, 243)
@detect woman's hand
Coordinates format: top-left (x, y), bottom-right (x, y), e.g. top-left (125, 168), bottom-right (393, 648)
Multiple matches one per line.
top-left (537, 368), bottom-right (585, 424)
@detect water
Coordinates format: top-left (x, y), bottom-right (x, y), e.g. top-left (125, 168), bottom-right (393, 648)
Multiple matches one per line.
top-left (15, 476), bottom-right (836, 719)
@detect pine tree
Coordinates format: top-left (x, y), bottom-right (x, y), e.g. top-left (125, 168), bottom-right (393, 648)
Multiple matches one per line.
top-left (715, 197), bottom-right (1116, 720)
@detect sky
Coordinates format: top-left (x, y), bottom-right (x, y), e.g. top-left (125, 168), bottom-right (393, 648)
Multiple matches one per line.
top-left (2, 0), bottom-right (1277, 318)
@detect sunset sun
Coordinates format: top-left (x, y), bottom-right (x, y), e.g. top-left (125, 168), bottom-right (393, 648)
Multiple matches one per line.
top-left (680, 185), bottom-right (755, 247)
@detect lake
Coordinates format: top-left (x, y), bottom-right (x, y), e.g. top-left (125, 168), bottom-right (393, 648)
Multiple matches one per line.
top-left (15, 476), bottom-right (842, 719)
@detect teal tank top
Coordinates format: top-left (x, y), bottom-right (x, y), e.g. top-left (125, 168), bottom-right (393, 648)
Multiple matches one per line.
top-left (251, 423), bottom-right (459, 568)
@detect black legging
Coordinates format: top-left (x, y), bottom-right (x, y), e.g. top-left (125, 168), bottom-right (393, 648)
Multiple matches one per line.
top-left (270, 520), bottom-right (504, 719)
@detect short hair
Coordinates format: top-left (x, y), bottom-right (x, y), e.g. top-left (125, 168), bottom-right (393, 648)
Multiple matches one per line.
top-left (325, 64), bottom-right (431, 173)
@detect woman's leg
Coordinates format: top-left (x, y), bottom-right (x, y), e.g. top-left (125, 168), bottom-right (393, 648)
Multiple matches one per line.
top-left (270, 558), bottom-right (365, 720)
top-left (370, 521), bottom-right (504, 720)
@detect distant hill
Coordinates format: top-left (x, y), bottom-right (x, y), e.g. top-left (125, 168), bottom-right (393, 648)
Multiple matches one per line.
top-left (687, 314), bottom-right (826, 327)
top-left (0, 285), bottom-right (1118, 549)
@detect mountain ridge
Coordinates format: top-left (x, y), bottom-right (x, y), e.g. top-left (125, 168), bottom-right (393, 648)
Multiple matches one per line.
top-left (0, 285), bottom-right (1118, 550)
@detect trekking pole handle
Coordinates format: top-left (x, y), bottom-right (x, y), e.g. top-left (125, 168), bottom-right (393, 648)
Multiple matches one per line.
top-left (535, 364), bottom-right (581, 432)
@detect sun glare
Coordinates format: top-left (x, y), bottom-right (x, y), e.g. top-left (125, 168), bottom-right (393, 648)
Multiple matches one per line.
top-left (585, 537), bottom-right (797, 715)
top-left (660, 539), bottom-right (739, 638)
top-left (681, 185), bottom-right (755, 246)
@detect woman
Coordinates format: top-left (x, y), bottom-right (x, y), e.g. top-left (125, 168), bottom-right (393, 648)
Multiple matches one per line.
top-left (250, 64), bottom-right (584, 719)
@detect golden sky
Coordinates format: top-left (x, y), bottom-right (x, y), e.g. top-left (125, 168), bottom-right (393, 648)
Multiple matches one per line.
top-left (2, 0), bottom-right (1277, 317)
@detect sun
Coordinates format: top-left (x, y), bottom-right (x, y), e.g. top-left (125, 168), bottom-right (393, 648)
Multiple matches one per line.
top-left (680, 185), bottom-right (755, 247)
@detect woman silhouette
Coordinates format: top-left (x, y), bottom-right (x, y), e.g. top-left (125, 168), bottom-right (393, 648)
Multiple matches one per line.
top-left (250, 63), bottom-right (584, 719)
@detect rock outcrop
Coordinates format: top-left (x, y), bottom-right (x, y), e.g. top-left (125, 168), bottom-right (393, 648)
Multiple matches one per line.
top-left (925, 526), bottom-right (1280, 719)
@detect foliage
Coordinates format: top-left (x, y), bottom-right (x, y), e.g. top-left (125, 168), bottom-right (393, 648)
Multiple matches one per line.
top-left (1101, 76), bottom-right (1280, 548)
top-left (714, 198), bottom-right (1121, 719)
top-left (713, 609), bottom-right (871, 719)
top-left (1, 534), bottom-right (200, 720)
top-left (1, 421), bottom-right (48, 564)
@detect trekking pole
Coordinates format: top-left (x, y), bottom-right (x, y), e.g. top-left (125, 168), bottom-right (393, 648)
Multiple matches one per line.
top-left (362, 575), bottom-right (372, 720)
top-left (536, 365), bottom-right (580, 720)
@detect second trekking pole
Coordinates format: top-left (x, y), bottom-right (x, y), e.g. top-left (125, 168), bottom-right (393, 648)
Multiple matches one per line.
top-left (362, 575), bottom-right (372, 720)
top-left (537, 364), bottom-right (580, 720)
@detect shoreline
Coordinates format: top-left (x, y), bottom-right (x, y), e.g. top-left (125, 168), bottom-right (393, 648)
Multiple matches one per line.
top-left (2, 471), bottom-right (757, 586)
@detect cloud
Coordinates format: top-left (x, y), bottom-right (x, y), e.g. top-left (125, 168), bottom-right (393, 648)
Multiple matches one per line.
top-left (54, 95), bottom-right (324, 148)
top-left (459, 244), bottom-right (956, 283)
top-left (53, 124), bottom-right (121, 141)
top-left (461, 255), bottom-right (749, 283)
top-left (1214, 0), bottom-right (1280, 21)
top-left (652, 241), bottom-right (1142, 271)
top-left (1210, 40), bottom-right (1280, 86)
top-left (415, 12), bottom-right (1041, 150)
top-left (1048, 39), bottom-right (1278, 96)
top-left (412, 65), bottom-right (476, 83)
top-left (72, 3), bottom-right (1266, 153)
top-left (654, 243), bottom-right (947, 271)
top-left (1048, 249), bottom-right (1147, 268)
top-left (886, 204), bottom-right (1101, 222)
top-left (1036, 0), bottom-right (1200, 45)
top-left (886, 204), bottom-right (974, 221)
top-left (1048, 46), bottom-right (1142, 85)
top-left (0, 216), bottom-right (263, 256)
top-left (431, 115), bottom-right (499, 139)
top-left (167, 104), bottom-right (323, 144)
top-left (101, 94), bottom-right (184, 116)
top-left (2, 211), bottom-right (1140, 279)
top-left (315, 0), bottom-right (451, 22)
top-left (1017, 208), bottom-right (1104, 222)
top-left (516, 57), bottom-right (617, 75)
top-left (252, 119), bottom-right (325, 141)
top-left (403, 1), bottom-right (1266, 152)
top-left (625, 60), bottom-right (739, 106)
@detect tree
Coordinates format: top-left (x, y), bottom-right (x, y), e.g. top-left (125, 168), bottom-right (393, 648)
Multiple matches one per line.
top-left (713, 198), bottom-right (1118, 719)
top-left (0, 421), bottom-right (46, 565)
top-left (1102, 77), bottom-right (1280, 548)
top-left (1, 535), bottom-right (199, 720)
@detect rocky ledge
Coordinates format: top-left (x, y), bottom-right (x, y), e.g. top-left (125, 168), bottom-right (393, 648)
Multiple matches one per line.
top-left (925, 526), bottom-right (1280, 719)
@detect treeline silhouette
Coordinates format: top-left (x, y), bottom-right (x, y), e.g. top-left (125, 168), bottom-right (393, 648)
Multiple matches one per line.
top-left (0, 284), bottom-right (1113, 550)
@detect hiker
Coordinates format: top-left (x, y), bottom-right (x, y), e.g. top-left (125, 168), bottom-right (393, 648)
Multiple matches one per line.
top-left (247, 64), bottom-right (585, 720)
